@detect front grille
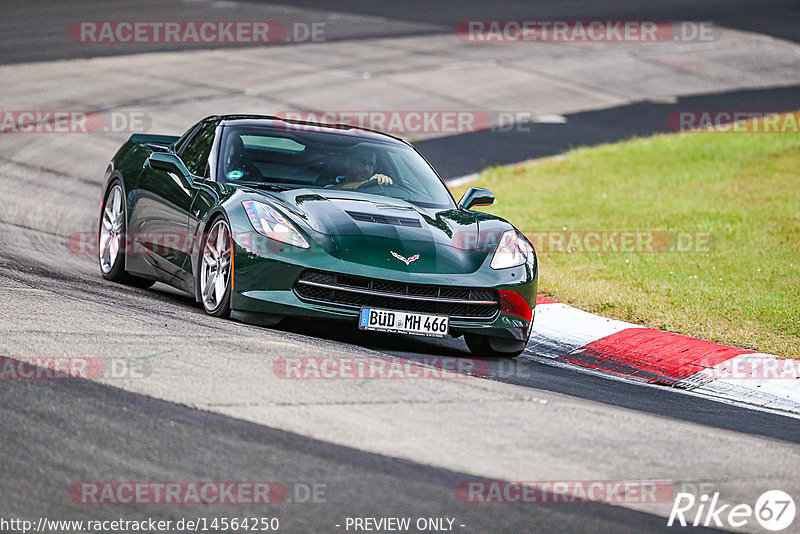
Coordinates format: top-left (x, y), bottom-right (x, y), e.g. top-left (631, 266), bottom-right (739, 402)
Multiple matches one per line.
top-left (294, 270), bottom-right (500, 319)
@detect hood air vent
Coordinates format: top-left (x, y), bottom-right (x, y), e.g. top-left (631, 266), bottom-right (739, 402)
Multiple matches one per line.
top-left (346, 211), bottom-right (422, 228)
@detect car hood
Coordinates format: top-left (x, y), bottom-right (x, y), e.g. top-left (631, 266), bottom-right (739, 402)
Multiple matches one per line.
top-left (262, 188), bottom-right (510, 274)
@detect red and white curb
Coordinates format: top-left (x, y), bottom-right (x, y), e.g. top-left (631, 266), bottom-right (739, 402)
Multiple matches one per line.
top-left (525, 297), bottom-right (800, 415)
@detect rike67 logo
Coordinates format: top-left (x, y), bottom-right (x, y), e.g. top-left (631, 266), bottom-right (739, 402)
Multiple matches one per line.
top-left (668, 489), bottom-right (795, 531)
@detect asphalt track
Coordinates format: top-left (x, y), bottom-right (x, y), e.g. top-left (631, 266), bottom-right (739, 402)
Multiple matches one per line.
top-left (2, 2), bottom-right (799, 533)
top-left (1, 370), bottom-right (725, 534)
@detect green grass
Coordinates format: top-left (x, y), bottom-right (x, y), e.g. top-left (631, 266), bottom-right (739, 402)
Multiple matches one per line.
top-left (451, 113), bottom-right (800, 358)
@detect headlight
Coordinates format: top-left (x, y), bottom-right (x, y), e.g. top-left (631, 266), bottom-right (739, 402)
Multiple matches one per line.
top-left (242, 201), bottom-right (310, 249)
top-left (491, 230), bottom-right (534, 269)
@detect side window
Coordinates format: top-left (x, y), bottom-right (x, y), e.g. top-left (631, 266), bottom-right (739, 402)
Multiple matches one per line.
top-left (179, 121), bottom-right (216, 177)
top-left (174, 123), bottom-right (201, 154)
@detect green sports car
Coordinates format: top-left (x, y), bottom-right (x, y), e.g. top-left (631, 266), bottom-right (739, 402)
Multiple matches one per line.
top-left (98, 115), bottom-right (538, 357)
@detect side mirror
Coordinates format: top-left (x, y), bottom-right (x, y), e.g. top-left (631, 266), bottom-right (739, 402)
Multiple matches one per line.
top-left (149, 152), bottom-right (191, 183)
top-left (458, 187), bottom-right (495, 210)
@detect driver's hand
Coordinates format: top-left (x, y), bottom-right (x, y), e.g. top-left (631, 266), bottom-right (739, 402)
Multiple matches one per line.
top-left (370, 173), bottom-right (393, 185)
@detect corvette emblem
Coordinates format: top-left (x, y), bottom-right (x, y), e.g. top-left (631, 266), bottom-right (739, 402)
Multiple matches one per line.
top-left (390, 251), bottom-right (420, 265)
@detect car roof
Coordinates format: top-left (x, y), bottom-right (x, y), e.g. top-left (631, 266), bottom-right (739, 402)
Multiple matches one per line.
top-left (208, 114), bottom-right (410, 146)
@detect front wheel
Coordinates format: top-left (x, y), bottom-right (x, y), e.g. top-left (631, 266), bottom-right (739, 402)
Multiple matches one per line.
top-left (98, 182), bottom-right (155, 288)
top-left (199, 217), bottom-right (232, 318)
top-left (465, 334), bottom-right (526, 358)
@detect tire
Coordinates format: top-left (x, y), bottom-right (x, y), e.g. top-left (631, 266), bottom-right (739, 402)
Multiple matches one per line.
top-left (465, 333), bottom-right (526, 358)
top-left (198, 216), bottom-right (232, 318)
top-left (98, 181), bottom-right (155, 289)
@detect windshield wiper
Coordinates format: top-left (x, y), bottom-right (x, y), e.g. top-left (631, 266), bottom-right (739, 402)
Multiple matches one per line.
top-left (234, 181), bottom-right (290, 192)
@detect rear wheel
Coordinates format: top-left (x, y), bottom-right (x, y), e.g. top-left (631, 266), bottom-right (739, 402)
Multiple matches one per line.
top-left (199, 217), bottom-right (232, 318)
top-left (98, 182), bottom-right (155, 288)
top-left (465, 334), bottom-right (526, 358)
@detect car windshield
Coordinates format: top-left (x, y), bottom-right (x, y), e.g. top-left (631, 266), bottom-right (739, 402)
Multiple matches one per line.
top-left (218, 125), bottom-right (455, 209)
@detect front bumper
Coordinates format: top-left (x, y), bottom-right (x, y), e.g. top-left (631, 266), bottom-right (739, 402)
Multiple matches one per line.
top-left (229, 240), bottom-right (537, 342)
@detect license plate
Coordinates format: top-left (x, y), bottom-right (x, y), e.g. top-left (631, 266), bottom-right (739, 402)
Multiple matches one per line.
top-left (358, 307), bottom-right (449, 338)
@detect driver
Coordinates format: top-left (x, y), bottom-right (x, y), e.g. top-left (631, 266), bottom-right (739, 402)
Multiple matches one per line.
top-left (225, 134), bottom-right (261, 180)
top-left (328, 146), bottom-right (393, 189)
